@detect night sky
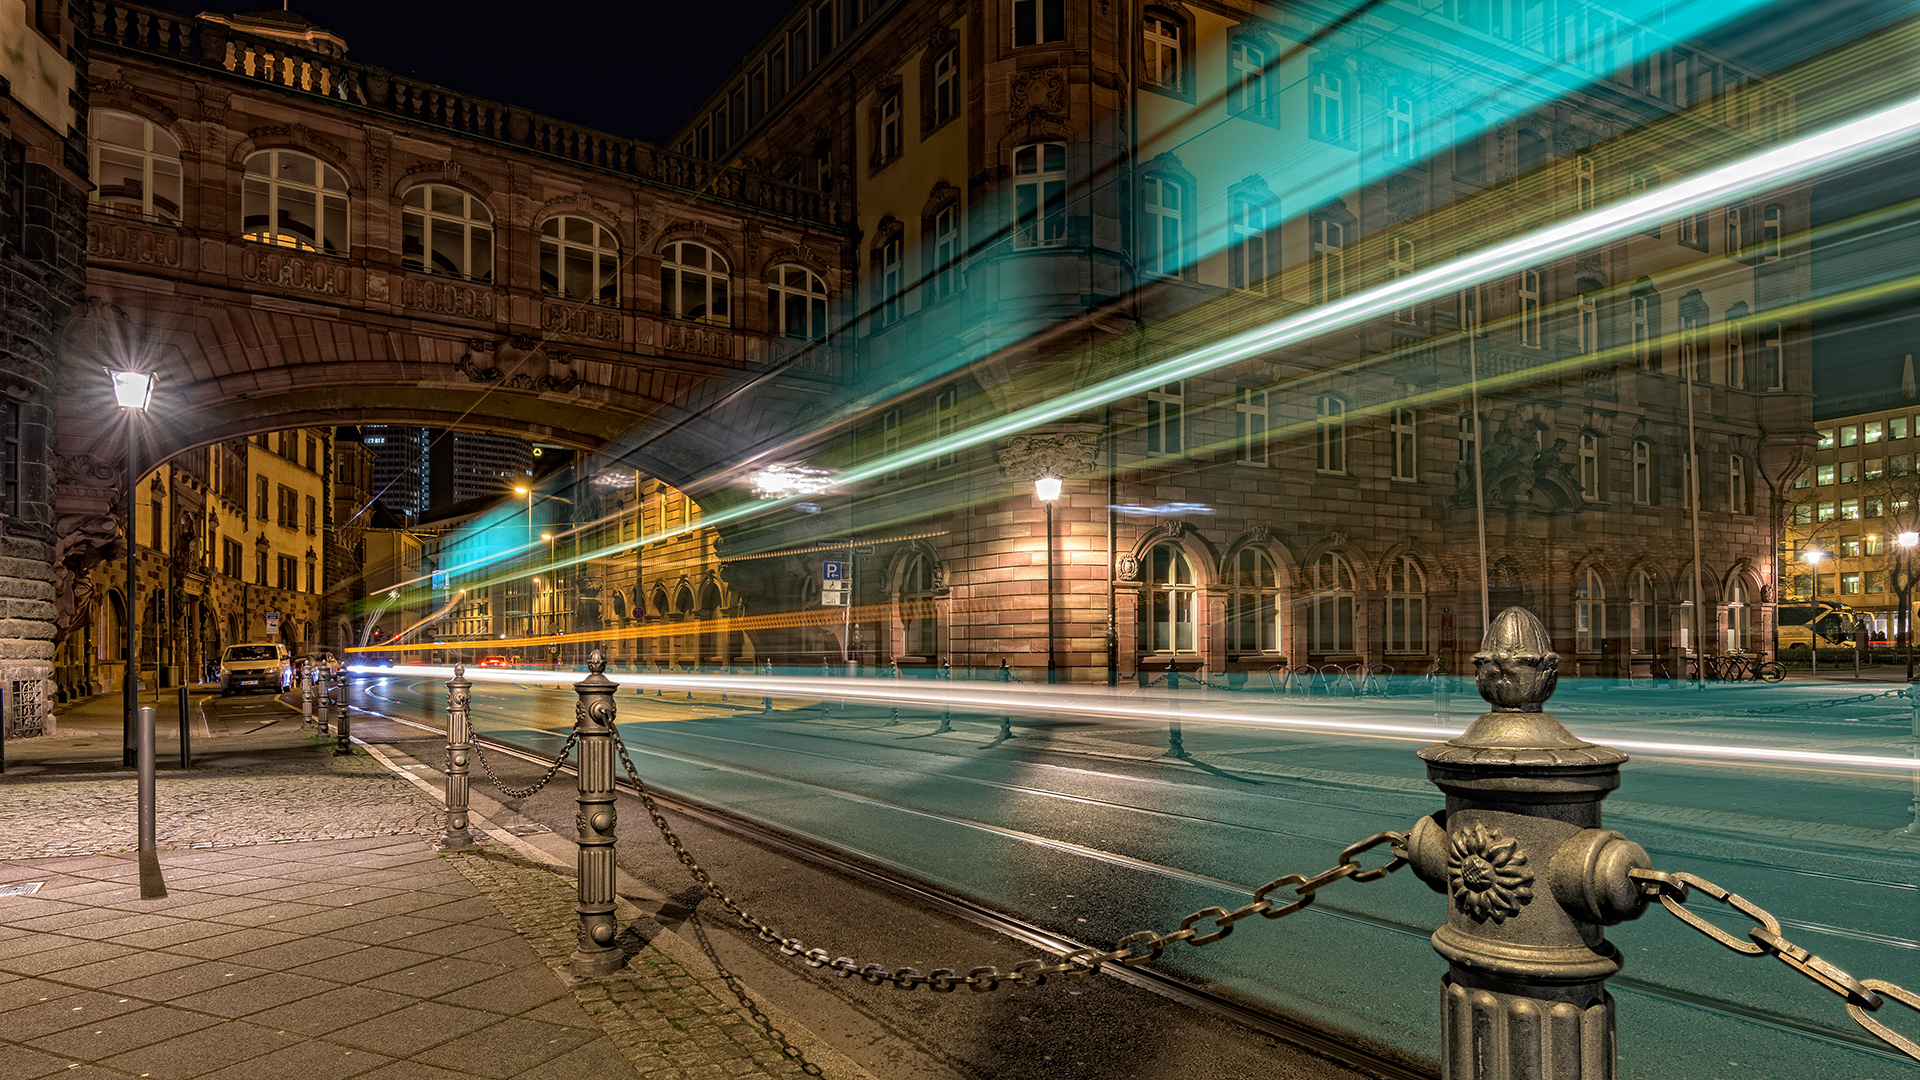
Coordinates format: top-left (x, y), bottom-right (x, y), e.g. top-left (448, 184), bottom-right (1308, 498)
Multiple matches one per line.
top-left (121, 2), bottom-right (1918, 419)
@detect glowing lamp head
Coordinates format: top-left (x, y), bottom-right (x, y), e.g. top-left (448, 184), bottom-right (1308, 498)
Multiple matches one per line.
top-left (1901, 532), bottom-right (1919, 549)
top-left (1034, 476), bottom-right (1062, 502)
top-left (541, 533), bottom-right (553, 541)
top-left (1805, 550), bottom-right (1825, 566)
top-left (514, 486), bottom-right (529, 495)
top-left (108, 369), bottom-right (154, 411)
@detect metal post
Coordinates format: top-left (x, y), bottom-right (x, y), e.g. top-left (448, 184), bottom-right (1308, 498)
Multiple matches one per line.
top-left (570, 651), bottom-right (625, 977)
top-left (333, 678), bottom-right (351, 755)
top-left (441, 664), bottom-right (476, 850)
top-left (302, 670), bottom-right (314, 727)
top-left (136, 705), bottom-right (166, 898)
top-left (1166, 658), bottom-right (1180, 691)
top-left (1046, 498), bottom-right (1058, 684)
top-left (125, 412), bottom-right (138, 769)
top-left (316, 675), bottom-right (332, 735)
top-left (1401, 608), bottom-right (1650, 1079)
top-left (177, 686), bottom-right (190, 769)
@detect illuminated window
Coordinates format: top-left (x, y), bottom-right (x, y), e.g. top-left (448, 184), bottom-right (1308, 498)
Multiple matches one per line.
top-left (1816, 463), bottom-right (1834, 485)
top-left (1389, 236), bottom-right (1416, 323)
top-left (1841, 424), bottom-right (1859, 447)
top-left (1012, 142), bottom-right (1068, 248)
top-left (1841, 497), bottom-right (1862, 520)
top-left (1143, 173), bottom-right (1186, 277)
top-left (1386, 91), bottom-right (1416, 160)
top-left (1311, 216), bottom-right (1345, 303)
top-left (658, 241), bottom-right (726, 323)
top-left (1139, 543), bottom-right (1196, 653)
top-left (1229, 38), bottom-right (1269, 118)
top-left (1391, 407), bottom-right (1418, 481)
top-left (766, 264), bottom-right (828, 340)
top-left (242, 149), bottom-right (349, 254)
top-left (1840, 460), bottom-right (1859, 484)
top-left (1633, 440), bottom-right (1651, 504)
top-left (1235, 387), bottom-right (1267, 465)
top-left (1308, 552), bottom-right (1357, 653)
top-left (1226, 547), bottom-right (1281, 654)
top-left (1866, 420), bottom-right (1885, 444)
top-left (1629, 571), bottom-right (1657, 653)
top-left (1309, 66), bottom-right (1348, 141)
top-left (1579, 433), bottom-right (1599, 500)
top-left (401, 185), bottom-right (493, 282)
top-left (1518, 268), bottom-right (1543, 347)
top-left (1315, 393), bottom-right (1346, 473)
top-left (1576, 567), bottom-right (1605, 651)
top-left (1012, 0), bottom-right (1063, 47)
top-left (90, 110), bottom-right (182, 223)
top-left (1228, 190), bottom-right (1270, 292)
top-left (1867, 457), bottom-right (1886, 480)
top-left (1817, 428), bottom-right (1835, 451)
top-left (1143, 13), bottom-right (1183, 90)
top-left (1146, 381), bottom-right (1184, 456)
top-left (545, 216), bottom-right (621, 306)
top-left (1387, 556), bottom-right (1427, 653)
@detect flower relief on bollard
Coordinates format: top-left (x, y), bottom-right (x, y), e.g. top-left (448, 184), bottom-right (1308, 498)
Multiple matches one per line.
top-left (1398, 607), bottom-right (1653, 1080)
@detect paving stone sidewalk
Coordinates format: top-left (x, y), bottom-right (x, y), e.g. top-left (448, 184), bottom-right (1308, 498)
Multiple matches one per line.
top-left (0, 746), bottom-right (867, 1079)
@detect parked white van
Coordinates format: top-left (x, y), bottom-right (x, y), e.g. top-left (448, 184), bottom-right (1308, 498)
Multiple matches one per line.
top-left (218, 643), bottom-right (292, 696)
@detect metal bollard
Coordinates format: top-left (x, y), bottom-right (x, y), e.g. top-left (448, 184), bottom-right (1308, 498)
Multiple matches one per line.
top-left (301, 671), bottom-right (314, 727)
top-left (316, 677), bottom-right (333, 735)
top-left (1904, 690), bottom-right (1920, 837)
top-left (137, 705), bottom-right (166, 899)
top-left (333, 680), bottom-right (352, 755)
top-left (441, 664), bottom-right (476, 850)
top-left (570, 651), bottom-right (626, 977)
top-left (1400, 608), bottom-right (1649, 1079)
top-left (1166, 658), bottom-right (1180, 691)
top-left (177, 686), bottom-right (191, 769)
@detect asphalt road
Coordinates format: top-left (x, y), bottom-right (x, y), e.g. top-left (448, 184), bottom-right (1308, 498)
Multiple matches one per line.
top-left (340, 672), bottom-right (1920, 1080)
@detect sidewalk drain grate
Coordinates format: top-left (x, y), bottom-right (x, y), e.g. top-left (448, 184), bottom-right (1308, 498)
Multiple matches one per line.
top-left (0, 882), bottom-right (44, 897)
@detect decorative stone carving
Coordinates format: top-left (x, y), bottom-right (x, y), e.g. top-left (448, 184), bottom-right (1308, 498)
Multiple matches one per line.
top-left (87, 220), bottom-right (185, 268)
top-left (243, 248), bottom-right (353, 296)
top-left (244, 124), bottom-right (350, 173)
top-left (1447, 822), bottom-right (1534, 924)
top-left (541, 301), bottom-right (623, 343)
top-left (767, 243), bottom-right (830, 273)
top-left (996, 433), bottom-right (1098, 483)
top-left (1244, 523), bottom-right (1272, 544)
top-left (1116, 554), bottom-right (1140, 581)
top-left (1009, 69), bottom-right (1068, 128)
top-left (454, 338), bottom-right (582, 393)
top-left (400, 276), bottom-right (494, 318)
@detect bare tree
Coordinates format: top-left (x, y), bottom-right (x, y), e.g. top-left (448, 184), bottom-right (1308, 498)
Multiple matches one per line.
top-left (1786, 457), bottom-right (1920, 657)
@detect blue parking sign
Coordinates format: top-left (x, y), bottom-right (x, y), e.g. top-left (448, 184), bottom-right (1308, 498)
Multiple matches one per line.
top-left (823, 561), bottom-right (843, 581)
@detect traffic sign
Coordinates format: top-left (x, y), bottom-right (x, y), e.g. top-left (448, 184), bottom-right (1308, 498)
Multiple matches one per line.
top-left (823, 561), bottom-right (843, 581)
top-left (821, 591), bottom-right (847, 606)
top-left (265, 611), bottom-right (280, 633)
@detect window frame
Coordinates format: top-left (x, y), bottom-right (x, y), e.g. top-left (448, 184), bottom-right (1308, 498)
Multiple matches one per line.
top-left (766, 263), bottom-right (829, 341)
top-left (1138, 542), bottom-right (1198, 654)
top-left (1142, 9), bottom-right (1188, 95)
top-left (1315, 393), bottom-right (1347, 474)
top-left (1308, 552), bottom-right (1358, 654)
top-left (1011, 141), bottom-right (1068, 249)
top-left (1579, 433), bottom-right (1600, 500)
top-left (1146, 381), bottom-right (1184, 457)
top-left (1308, 63), bottom-right (1351, 143)
top-left (89, 109), bottom-right (184, 224)
top-left (1235, 386), bottom-right (1268, 466)
top-left (543, 214), bottom-right (622, 306)
top-left (1385, 90), bottom-right (1417, 161)
top-left (1228, 36), bottom-right (1272, 120)
top-left (241, 148), bottom-right (350, 256)
top-left (1011, 0), bottom-right (1064, 48)
top-left (1386, 555), bottom-right (1427, 654)
top-left (1390, 406), bottom-right (1418, 481)
top-left (1142, 170), bottom-right (1189, 279)
top-left (1518, 268), bottom-right (1543, 347)
top-left (1575, 567), bottom-right (1605, 652)
top-left (1228, 187), bottom-right (1271, 293)
top-left (1633, 439), bottom-right (1652, 505)
top-left (1389, 236), bottom-right (1417, 323)
top-left (1310, 215), bottom-right (1346, 304)
top-left (1226, 547), bottom-right (1282, 655)
top-left (658, 240), bottom-right (728, 325)
top-left (400, 183), bottom-right (494, 283)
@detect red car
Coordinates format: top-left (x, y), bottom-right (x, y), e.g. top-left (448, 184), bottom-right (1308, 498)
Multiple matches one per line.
top-left (478, 655), bottom-right (512, 668)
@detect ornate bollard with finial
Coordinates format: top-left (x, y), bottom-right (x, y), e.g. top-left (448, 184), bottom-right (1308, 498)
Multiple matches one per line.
top-left (440, 664), bottom-right (475, 851)
top-left (1400, 608), bottom-right (1652, 1080)
top-left (570, 650), bottom-right (626, 978)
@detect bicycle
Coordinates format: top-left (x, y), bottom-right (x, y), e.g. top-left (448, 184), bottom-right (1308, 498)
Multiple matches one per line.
top-left (1717, 651), bottom-right (1786, 682)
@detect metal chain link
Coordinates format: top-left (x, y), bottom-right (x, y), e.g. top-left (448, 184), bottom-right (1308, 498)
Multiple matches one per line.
top-left (1736, 687), bottom-right (1909, 716)
top-left (1631, 868), bottom-right (1920, 1063)
top-left (471, 728), bottom-right (579, 799)
top-left (611, 725), bottom-right (1407, 991)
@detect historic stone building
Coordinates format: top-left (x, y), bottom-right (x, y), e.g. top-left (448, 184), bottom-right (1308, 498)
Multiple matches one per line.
top-left (662, 0), bottom-right (1818, 679)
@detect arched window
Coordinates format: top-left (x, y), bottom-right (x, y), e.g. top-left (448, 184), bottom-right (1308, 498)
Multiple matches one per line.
top-left (1142, 11), bottom-right (1185, 92)
top-left (1726, 578), bottom-right (1751, 652)
top-left (675, 585), bottom-right (696, 617)
top-left (1138, 543), bottom-right (1196, 653)
top-left (1228, 37), bottom-right (1270, 118)
top-left (401, 185), bottom-right (493, 282)
top-left (242, 149), bottom-right (349, 254)
top-left (1629, 571), bottom-right (1657, 654)
top-left (1226, 548), bottom-right (1281, 654)
top-left (1387, 556), bottom-right (1427, 653)
top-left (767, 264), bottom-right (828, 340)
top-left (543, 216), bottom-right (620, 305)
top-left (900, 553), bottom-right (938, 657)
top-left (1576, 567), bottom-right (1605, 651)
top-left (659, 241), bottom-right (729, 324)
top-left (1308, 552), bottom-right (1356, 653)
top-left (90, 110), bottom-right (182, 223)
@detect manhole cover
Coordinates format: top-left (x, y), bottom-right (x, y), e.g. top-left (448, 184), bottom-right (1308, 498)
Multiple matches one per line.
top-left (504, 824), bottom-right (550, 836)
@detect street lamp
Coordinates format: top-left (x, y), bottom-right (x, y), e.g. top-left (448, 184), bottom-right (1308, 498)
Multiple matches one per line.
top-left (1036, 474), bottom-right (1061, 684)
top-left (1806, 549), bottom-right (1825, 677)
top-left (1901, 531), bottom-right (1919, 680)
top-left (110, 368), bottom-right (154, 767)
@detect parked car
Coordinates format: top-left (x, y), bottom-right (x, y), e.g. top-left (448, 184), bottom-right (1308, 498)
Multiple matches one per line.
top-left (217, 643), bottom-right (292, 696)
top-left (478, 655), bottom-right (512, 668)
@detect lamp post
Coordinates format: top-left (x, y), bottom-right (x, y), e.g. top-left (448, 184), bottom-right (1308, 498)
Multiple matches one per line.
top-left (1806, 548), bottom-right (1825, 677)
top-left (110, 369), bottom-right (154, 768)
top-left (1036, 474), bottom-right (1061, 684)
top-left (1901, 531), bottom-right (1918, 680)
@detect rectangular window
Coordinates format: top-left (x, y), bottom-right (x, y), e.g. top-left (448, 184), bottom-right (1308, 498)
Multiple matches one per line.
top-left (934, 385), bottom-right (959, 469)
top-left (1631, 293), bottom-right (1653, 369)
top-left (1146, 381), bottom-right (1184, 456)
top-left (1580, 434), bottom-right (1599, 500)
top-left (932, 49), bottom-right (958, 125)
top-left (1842, 498), bottom-right (1862, 520)
top-left (1633, 441), bottom-right (1651, 504)
top-left (878, 92), bottom-right (901, 162)
top-left (1818, 501), bottom-right (1836, 522)
top-left (1841, 572), bottom-right (1862, 595)
top-left (1574, 154), bottom-right (1596, 212)
top-left (1867, 534), bottom-right (1886, 555)
top-left (222, 538), bottom-right (241, 578)
top-left (1391, 407), bottom-right (1418, 481)
top-left (1389, 237), bottom-right (1416, 323)
top-left (1894, 417), bottom-right (1910, 440)
top-left (1311, 218), bottom-right (1345, 304)
top-left (1316, 395), bottom-right (1346, 473)
top-left (931, 204), bottom-right (959, 300)
top-left (1865, 496), bottom-right (1884, 519)
top-left (255, 549), bottom-right (267, 586)
top-left (1578, 293), bottom-right (1598, 356)
top-left (1230, 39), bottom-right (1269, 118)
top-left (1144, 14), bottom-right (1182, 89)
top-left (1867, 458), bottom-right (1885, 480)
top-left (1012, 142), bottom-right (1067, 247)
top-left (1228, 194), bottom-right (1268, 292)
top-left (1518, 268), bottom-right (1542, 347)
top-left (1678, 211), bottom-right (1708, 251)
top-left (276, 554), bottom-right (296, 590)
top-left (306, 560), bottom-right (317, 593)
top-left (1867, 420), bottom-right (1885, 444)
top-left (1762, 204), bottom-right (1783, 260)
top-left (1760, 322), bottom-right (1783, 391)
top-left (1729, 454), bottom-right (1747, 513)
top-left (1386, 92), bottom-right (1416, 160)
top-left (1309, 68), bottom-right (1347, 141)
top-left (1144, 175), bottom-right (1184, 277)
top-left (1459, 413), bottom-right (1477, 465)
top-left (1793, 504), bottom-right (1812, 525)
top-left (1012, 0), bottom-right (1064, 47)
top-left (1724, 319), bottom-right (1746, 389)
top-left (1816, 463), bottom-right (1835, 485)
top-left (1235, 387), bottom-right (1267, 465)
top-left (878, 236), bottom-right (904, 326)
top-left (1867, 570), bottom-right (1887, 594)
top-left (814, 0), bottom-right (835, 60)
top-left (255, 475), bottom-right (268, 520)
top-left (1840, 460), bottom-right (1859, 484)
top-left (1841, 424), bottom-right (1859, 447)
top-left (1839, 535), bottom-right (1862, 558)
top-left (1817, 427), bottom-right (1836, 450)
top-left (304, 494), bottom-right (316, 535)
